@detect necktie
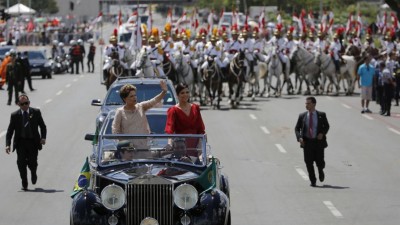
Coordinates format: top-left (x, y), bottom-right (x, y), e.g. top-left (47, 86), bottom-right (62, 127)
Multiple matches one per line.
top-left (309, 112), bottom-right (313, 138)
top-left (23, 111), bottom-right (29, 128)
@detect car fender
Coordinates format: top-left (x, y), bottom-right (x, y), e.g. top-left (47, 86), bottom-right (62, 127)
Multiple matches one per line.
top-left (191, 189), bottom-right (230, 225)
top-left (70, 190), bottom-right (109, 225)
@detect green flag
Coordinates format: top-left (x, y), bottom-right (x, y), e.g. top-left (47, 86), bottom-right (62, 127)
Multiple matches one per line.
top-left (197, 157), bottom-right (217, 195)
top-left (70, 157), bottom-right (91, 198)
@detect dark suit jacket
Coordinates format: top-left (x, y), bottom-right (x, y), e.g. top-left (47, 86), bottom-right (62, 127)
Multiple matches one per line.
top-left (6, 107), bottom-right (47, 151)
top-left (295, 110), bottom-right (329, 148)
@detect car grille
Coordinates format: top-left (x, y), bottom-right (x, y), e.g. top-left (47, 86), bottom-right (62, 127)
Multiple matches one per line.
top-left (126, 183), bottom-right (174, 225)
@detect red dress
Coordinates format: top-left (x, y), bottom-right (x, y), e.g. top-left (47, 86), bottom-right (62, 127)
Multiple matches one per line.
top-left (165, 104), bottom-right (205, 134)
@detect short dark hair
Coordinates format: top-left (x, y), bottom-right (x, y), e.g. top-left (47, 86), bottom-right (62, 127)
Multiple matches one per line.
top-left (306, 96), bottom-right (316, 104)
top-left (175, 83), bottom-right (189, 95)
top-left (18, 94), bottom-right (29, 102)
top-left (119, 84), bottom-right (137, 102)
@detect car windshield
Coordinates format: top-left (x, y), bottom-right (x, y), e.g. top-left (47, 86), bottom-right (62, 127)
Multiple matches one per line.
top-left (28, 51), bottom-right (45, 60)
top-left (103, 114), bottom-right (167, 135)
top-left (98, 134), bottom-right (207, 167)
top-left (105, 83), bottom-right (176, 106)
top-left (0, 47), bottom-right (12, 55)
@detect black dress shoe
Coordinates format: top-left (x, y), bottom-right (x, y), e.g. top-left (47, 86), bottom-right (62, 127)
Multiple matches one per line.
top-left (31, 174), bottom-right (37, 185)
top-left (319, 170), bottom-right (325, 182)
top-left (310, 182), bottom-right (316, 187)
top-left (21, 187), bottom-right (28, 191)
top-left (7, 102), bottom-right (11, 105)
top-left (30, 88), bottom-right (36, 91)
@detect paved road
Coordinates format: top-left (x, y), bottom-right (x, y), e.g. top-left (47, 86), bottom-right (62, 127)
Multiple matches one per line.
top-left (1, 27), bottom-right (400, 224)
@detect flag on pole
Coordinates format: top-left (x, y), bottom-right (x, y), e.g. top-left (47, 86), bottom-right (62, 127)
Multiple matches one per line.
top-left (345, 13), bottom-right (353, 34)
top-left (259, 9), bottom-right (265, 30)
top-left (118, 10), bottom-right (122, 27)
top-left (356, 13), bottom-right (362, 37)
top-left (70, 157), bottom-right (91, 198)
top-left (308, 10), bottom-right (315, 31)
top-left (191, 8), bottom-right (199, 32)
top-left (391, 12), bottom-right (398, 30)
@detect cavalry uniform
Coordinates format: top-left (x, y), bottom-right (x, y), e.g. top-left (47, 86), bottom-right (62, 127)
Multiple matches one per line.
top-left (160, 37), bottom-right (176, 66)
top-left (253, 34), bottom-right (267, 62)
top-left (329, 36), bottom-right (342, 74)
top-left (145, 37), bottom-right (165, 77)
top-left (201, 38), bottom-right (226, 69)
top-left (224, 30), bottom-right (242, 62)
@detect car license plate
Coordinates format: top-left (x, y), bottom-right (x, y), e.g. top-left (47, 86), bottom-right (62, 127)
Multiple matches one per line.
top-left (31, 68), bottom-right (40, 72)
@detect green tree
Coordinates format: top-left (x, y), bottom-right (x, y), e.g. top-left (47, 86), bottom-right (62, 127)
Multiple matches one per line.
top-left (1, 0), bottom-right (58, 14)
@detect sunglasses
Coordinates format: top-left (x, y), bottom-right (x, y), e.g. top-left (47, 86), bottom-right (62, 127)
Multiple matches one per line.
top-left (19, 101), bottom-right (30, 106)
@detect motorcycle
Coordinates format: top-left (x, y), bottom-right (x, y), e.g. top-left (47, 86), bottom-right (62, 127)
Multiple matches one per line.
top-left (53, 55), bottom-right (69, 74)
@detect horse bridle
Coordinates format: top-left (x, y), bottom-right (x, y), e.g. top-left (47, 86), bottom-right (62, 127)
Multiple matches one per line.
top-left (230, 53), bottom-right (245, 77)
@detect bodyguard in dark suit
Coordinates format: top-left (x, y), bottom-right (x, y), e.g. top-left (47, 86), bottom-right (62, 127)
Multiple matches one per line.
top-left (5, 94), bottom-right (47, 191)
top-left (295, 97), bottom-right (330, 187)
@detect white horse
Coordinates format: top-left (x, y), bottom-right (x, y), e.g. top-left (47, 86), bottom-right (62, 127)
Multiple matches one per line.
top-left (290, 46), bottom-right (321, 95)
top-left (174, 51), bottom-right (195, 93)
top-left (266, 47), bottom-right (283, 97)
top-left (314, 51), bottom-right (357, 95)
top-left (131, 48), bottom-right (157, 78)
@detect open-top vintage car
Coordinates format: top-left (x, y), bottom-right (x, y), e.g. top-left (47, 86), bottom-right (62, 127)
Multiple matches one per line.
top-left (70, 128), bottom-right (230, 225)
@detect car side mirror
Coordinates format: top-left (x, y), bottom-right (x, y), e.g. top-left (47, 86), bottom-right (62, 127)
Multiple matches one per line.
top-left (91, 99), bottom-right (102, 106)
top-left (85, 133), bottom-right (95, 141)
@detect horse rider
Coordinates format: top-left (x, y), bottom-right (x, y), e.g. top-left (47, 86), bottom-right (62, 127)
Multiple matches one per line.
top-left (364, 33), bottom-right (375, 51)
top-left (181, 35), bottom-right (198, 71)
top-left (305, 31), bottom-right (316, 53)
top-left (285, 28), bottom-right (297, 56)
top-left (103, 35), bottom-right (121, 82)
top-left (241, 29), bottom-right (255, 76)
top-left (253, 29), bottom-right (268, 62)
top-left (201, 36), bottom-right (226, 72)
top-left (160, 31), bottom-right (176, 67)
top-left (145, 35), bottom-right (165, 77)
top-left (314, 31), bottom-right (329, 54)
top-left (194, 34), bottom-right (207, 78)
top-left (350, 31), bottom-right (363, 49)
top-left (268, 28), bottom-right (290, 77)
top-left (329, 33), bottom-right (343, 76)
top-left (382, 31), bottom-right (396, 57)
top-left (298, 32), bottom-right (308, 49)
top-left (223, 28), bottom-right (242, 63)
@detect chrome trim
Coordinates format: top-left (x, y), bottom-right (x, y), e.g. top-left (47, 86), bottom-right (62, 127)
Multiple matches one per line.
top-left (126, 181), bottom-right (174, 225)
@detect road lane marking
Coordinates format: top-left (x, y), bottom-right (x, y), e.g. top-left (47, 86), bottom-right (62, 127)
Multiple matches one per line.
top-left (80, 75), bottom-right (84, 78)
top-left (323, 201), bottom-right (344, 218)
top-left (0, 131), bottom-right (6, 138)
top-left (65, 84), bottom-right (71, 88)
top-left (362, 114), bottom-right (374, 120)
top-left (295, 167), bottom-right (309, 181)
top-left (388, 127), bottom-right (400, 135)
top-left (249, 114), bottom-right (257, 120)
top-left (73, 78), bottom-right (78, 82)
top-left (260, 126), bottom-right (270, 134)
top-left (56, 90), bottom-right (63, 96)
top-left (45, 99), bottom-right (52, 104)
top-left (275, 144), bottom-right (287, 153)
top-left (341, 103), bottom-right (351, 109)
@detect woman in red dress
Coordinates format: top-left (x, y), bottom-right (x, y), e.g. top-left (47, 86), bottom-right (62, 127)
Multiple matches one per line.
top-left (165, 84), bottom-right (205, 153)
top-left (165, 83), bottom-right (205, 134)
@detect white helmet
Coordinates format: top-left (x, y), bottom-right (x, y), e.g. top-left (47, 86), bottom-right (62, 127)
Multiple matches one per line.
top-left (77, 39), bottom-right (83, 44)
top-left (70, 40), bottom-right (76, 45)
top-left (52, 40), bottom-right (58, 45)
top-left (58, 42), bottom-right (64, 47)
top-left (5, 51), bottom-right (10, 56)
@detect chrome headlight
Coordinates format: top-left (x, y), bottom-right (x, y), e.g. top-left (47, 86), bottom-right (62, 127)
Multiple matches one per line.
top-left (174, 184), bottom-right (198, 210)
top-left (140, 217), bottom-right (159, 225)
top-left (101, 184), bottom-right (126, 210)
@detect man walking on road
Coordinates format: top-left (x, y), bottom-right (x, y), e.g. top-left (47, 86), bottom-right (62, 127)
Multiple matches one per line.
top-left (357, 55), bottom-right (375, 113)
top-left (5, 94), bottom-right (47, 191)
top-left (295, 96), bottom-right (330, 187)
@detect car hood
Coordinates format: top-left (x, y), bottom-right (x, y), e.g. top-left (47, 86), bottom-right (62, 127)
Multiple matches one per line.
top-left (99, 164), bottom-right (199, 183)
top-left (30, 59), bottom-right (47, 65)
